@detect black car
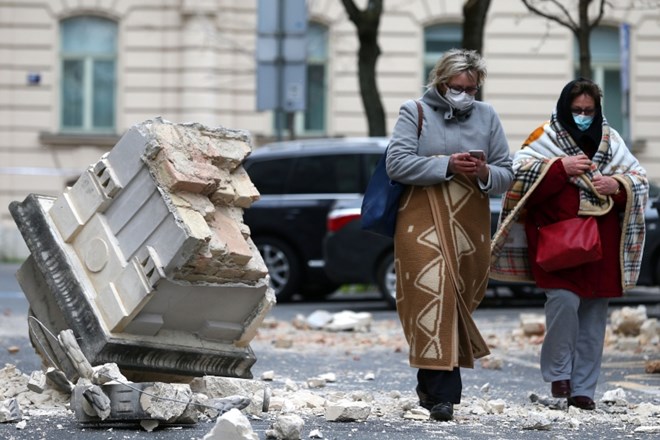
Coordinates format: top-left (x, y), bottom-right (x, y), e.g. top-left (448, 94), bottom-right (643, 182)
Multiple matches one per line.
top-left (243, 137), bottom-right (389, 301)
top-left (324, 189), bottom-right (660, 308)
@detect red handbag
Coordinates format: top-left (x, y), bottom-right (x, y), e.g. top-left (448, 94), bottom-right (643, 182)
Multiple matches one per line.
top-left (536, 216), bottom-right (602, 272)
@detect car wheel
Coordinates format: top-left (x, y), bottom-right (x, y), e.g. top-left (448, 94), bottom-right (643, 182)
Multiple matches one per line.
top-left (376, 251), bottom-right (397, 309)
top-left (254, 236), bottom-right (301, 302)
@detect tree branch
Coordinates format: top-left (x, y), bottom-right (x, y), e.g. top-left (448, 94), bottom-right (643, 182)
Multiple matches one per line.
top-left (521, 0), bottom-right (578, 30)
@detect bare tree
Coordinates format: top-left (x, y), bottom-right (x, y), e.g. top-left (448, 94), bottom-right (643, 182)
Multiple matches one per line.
top-left (521, 0), bottom-right (607, 79)
top-left (340, 0), bottom-right (386, 136)
top-left (462, 0), bottom-right (492, 101)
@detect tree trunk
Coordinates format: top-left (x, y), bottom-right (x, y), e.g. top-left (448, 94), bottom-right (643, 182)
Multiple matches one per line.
top-left (577, 0), bottom-right (593, 79)
top-left (341, 0), bottom-right (386, 137)
top-left (462, 0), bottom-right (492, 101)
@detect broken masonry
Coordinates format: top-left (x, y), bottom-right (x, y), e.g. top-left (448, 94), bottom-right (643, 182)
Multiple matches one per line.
top-left (10, 118), bottom-right (275, 381)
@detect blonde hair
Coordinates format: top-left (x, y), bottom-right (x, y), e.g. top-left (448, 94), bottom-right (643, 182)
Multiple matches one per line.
top-left (427, 48), bottom-right (487, 89)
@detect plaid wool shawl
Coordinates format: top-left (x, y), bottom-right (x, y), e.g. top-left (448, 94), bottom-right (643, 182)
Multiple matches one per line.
top-left (490, 113), bottom-right (648, 290)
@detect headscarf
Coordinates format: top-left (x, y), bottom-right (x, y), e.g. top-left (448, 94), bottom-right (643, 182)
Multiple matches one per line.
top-left (555, 77), bottom-right (604, 154)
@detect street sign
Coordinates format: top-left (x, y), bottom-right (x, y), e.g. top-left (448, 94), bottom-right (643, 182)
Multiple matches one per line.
top-left (256, 0), bottom-right (307, 112)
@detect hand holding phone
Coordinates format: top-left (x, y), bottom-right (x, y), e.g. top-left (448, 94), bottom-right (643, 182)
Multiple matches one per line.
top-left (468, 150), bottom-right (486, 161)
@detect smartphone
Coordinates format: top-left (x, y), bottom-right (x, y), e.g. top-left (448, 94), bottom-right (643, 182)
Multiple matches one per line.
top-left (468, 149), bottom-right (486, 160)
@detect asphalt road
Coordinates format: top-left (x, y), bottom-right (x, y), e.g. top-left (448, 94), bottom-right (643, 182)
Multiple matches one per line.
top-left (1, 263), bottom-right (659, 440)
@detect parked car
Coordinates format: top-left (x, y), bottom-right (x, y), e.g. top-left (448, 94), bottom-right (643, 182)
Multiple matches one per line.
top-left (243, 137), bottom-right (389, 301)
top-left (324, 187), bottom-right (660, 309)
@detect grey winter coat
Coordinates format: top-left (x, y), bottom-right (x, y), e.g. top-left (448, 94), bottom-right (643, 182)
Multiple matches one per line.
top-left (386, 87), bottom-right (513, 195)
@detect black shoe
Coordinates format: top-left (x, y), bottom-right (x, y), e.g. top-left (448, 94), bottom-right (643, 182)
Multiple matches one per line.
top-left (567, 396), bottom-right (595, 410)
top-left (415, 386), bottom-right (435, 410)
top-left (429, 402), bottom-right (454, 421)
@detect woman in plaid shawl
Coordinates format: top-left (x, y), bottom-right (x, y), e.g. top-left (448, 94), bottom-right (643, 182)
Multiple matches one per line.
top-left (491, 78), bottom-right (648, 411)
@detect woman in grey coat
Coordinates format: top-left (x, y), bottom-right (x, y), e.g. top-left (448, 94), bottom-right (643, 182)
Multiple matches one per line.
top-left (385, 48), bottom-right (513, 421)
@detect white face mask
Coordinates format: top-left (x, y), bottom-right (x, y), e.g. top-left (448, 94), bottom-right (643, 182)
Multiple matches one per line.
top-left (444, 89), bottom-right (475, 111)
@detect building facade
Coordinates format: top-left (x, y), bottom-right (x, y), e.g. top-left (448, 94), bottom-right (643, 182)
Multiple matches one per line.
top-left (1, 0), bottom-right (659, 259)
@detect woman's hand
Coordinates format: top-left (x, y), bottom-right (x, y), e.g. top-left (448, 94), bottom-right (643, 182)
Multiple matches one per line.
top-left (561, 154), bottom-right (593, 176)
top-left (449, 152), bottom-right (488, 179)
top-left (592, 175), bottom-right (621, 195)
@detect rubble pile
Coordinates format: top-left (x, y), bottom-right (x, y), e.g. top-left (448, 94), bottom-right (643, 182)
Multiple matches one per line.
top-left (2, 307), bottom-right (658, 438)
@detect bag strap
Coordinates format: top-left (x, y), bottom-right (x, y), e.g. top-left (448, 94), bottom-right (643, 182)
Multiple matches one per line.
top-left (415, 100), bottom-right (423, 139)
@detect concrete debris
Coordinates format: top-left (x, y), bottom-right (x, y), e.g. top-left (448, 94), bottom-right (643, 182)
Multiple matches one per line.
top-left (634, 425), bottom-right (660, 434)
top-left (27, 370), bottom-right (46, 393)
top-left (317, 373), bottom-right (336, 383)
top-left (45, 367), bottom-right (74, 394)
top-left (646, 359), bottom-right (660, 373)
top-left (325, 399), bottom-right (371, 422)
top-left (139, 419), bottom-right (159, 432)
top-left (10, 118), bottom-right (274, 379)
top-left (305, 310), bottom-right (334, 329)
top-left (488, 399), bottom-right (506, 414)
top-left (324, 311), bottom-right (372, 332)
top-left (265, 413), bottom-right (304, 439)
top-left (519, 313), bottom-right (545, 336)
top-left (58, 329), bottom-right (94, 381)
top-left (308, 428), bottom-right (324, 438)
top-left (480, 356), bottom-right (503, 370)
top-left (202, 408), bottom-right (258, 440)
top-left (0, 398), bottom-right (22, 423)
top-left (91, 363), bottom-right (127, 385)
top-left (16, 419), bottom-right (26, 429)
top-left (521, 413), bottom-right (552, 430)
top-left (81, 384), bottom-right (112, 420)
top-left (601, 388), bottom-right (627, 406)
top-left (306, 377), bottom-right (326, 389)
top-left (610, 305), bottom-right (648, 336)
top-left (190, 375), bottom-right (270, 416)
top-left (402, 407), bottom-right (429, 420)
top-left (639, 318), bottom-right (659, 345)
top-left (140, 382), bottom-right (192, 422)
top-left (3, 303), bottom-right (660, 436)
top-left (7, 346), bottom-right (19, 354)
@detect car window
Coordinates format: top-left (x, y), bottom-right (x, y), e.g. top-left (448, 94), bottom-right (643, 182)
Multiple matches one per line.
top-left (245, 158), bottom-right (294, 195)
top-left (289, 154), bottom-right (362, 194)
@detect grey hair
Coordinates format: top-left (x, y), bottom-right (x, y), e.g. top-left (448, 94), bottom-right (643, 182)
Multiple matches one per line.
top-left (426, 48), bottom-right (487, 89)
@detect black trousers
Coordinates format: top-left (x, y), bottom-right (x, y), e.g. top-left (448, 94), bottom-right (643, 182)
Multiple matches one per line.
top-left (417, 367), bottom-right (462, 404)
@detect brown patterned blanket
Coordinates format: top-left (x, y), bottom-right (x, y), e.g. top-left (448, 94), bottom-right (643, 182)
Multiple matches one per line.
top-left (394, 174), bottom-right (491, 370)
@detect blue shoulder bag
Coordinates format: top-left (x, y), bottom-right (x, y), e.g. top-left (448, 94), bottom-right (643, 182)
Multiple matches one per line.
top-left (361, 101), bottom-right (423, 238)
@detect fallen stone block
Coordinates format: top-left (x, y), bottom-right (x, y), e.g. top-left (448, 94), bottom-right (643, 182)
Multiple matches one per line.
top-left (519, 313), bottom-right (545, 336)
top-left (325, 400), bottom-right (371, 422)
top-left (45, 367), bottom-right (74, 394)
top-left (202, 408), bottom-right (258, 440)
top-left (190, 375), bottom-right (270, 415)
top-left (10, 118), bottom-right (275, 380)
top-left (646, 359), bottom-right (660, 374)
top-left (27, 370), bottom-right (47, 393)
top-left (0, 398), bottom-right (22, 423)
top-left (610, 305), bottom-right (647, 336)
top-left (72, 382), bottom-right (201, 425)
top-left (265, 414), bottom-right (304, 440)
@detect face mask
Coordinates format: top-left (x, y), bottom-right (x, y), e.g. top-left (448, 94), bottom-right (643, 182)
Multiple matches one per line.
top-left (444, 90), bottom-right (475, 111)
top-left (573, 114), bottom-right (594, 131)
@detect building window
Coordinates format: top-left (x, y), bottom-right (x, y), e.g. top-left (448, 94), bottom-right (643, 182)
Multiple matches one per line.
top-left (424, 24), bottom-right (462, 85)
top-left (574, 26), bottom-right (626, 139)
top-left (60, 16), bottom-right (117, 133)
top-left (303, 22), bottom-right (328, 133)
